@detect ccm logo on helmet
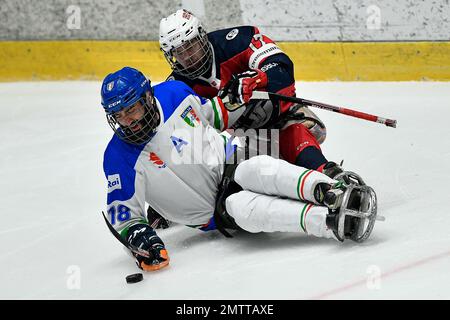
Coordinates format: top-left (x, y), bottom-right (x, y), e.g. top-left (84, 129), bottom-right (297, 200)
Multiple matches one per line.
top-left (107, 174), bottom-right (122, 193)
top-left (108, 100), bottom-right (121, 109)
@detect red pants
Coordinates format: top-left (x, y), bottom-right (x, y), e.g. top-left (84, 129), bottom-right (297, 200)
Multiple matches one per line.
top-left (279, 123), bottom-right (325, 170)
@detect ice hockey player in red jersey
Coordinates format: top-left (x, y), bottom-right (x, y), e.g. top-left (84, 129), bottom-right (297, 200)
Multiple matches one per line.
top-left (154, 9), bottom-right (366, 228)
top-left (159, 9), bottom-right (335, 173)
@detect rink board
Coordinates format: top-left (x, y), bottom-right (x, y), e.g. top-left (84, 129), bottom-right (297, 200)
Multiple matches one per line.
top-left (0, 41), bottom-right (449, 81)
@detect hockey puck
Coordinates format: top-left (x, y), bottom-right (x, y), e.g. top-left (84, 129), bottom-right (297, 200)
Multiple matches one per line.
top-left (126, 273), bottom-right (143, 284)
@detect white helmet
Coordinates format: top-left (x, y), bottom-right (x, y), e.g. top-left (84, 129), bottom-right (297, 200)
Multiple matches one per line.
top-left (159, 9), bottom-right (212, 79)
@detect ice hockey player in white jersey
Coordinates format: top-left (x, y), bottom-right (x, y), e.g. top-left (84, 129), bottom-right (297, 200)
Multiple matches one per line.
top-left (101, 67), bottom-right (378, 272)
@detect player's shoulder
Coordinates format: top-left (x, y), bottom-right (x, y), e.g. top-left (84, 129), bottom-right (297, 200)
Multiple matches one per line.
top-left (153, 80), bottom-right (198, 120)
top-left (166, 72), bottom-right (194, 86)
top-left (103, 135), bottom-right (145, 202)
top-left (103, 135), bottom-right (145, 176)
top-left (208, 26), bottom-right (256, 44)
top-left (154, 80), bottom-right (195, 99)
top-left (208, 26), bottom-right (257, 59)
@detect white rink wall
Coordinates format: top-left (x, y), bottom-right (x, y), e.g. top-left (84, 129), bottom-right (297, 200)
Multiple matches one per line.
top-left (240, 0), bottom-right (450, 41)
top-left (1, 0), bottom-right (449, 41)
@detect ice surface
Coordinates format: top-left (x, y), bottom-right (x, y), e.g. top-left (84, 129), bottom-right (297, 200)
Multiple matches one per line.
top-left (0, 81), bottom-right (449, 299)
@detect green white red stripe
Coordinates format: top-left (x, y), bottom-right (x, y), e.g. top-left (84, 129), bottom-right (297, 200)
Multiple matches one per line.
top-left (300, 203), bottom-right (314, 232)
top-left (296, 169), bottom-right (313, 201)
top-left (210, 97), bottom-right (228, 130)
top-left (216, 97), bottom-right (229, 129)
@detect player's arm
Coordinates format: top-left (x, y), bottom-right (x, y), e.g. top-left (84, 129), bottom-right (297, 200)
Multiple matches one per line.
top-left (173, 80), bottom-right (245, 131)
top-left (220, 27), bottom-right (296, 111)
top-left (247, 27), bottom-right (295, 95)
top-left (103, 150), bottom-right (169, 271)
top-left (194, 95), bottom-right (246, 131)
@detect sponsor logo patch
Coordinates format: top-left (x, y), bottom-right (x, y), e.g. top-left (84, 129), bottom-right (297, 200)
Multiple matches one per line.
top-left (149, 152), bottom-right (166, 169)
top-left (107, 174), bottom-right (121, 193)
top-left (180, 106), bottom-right (200, 127)
top-left (261, 62), bottom-right (279, 73)
top-left (226, 28), bottom-right (239, 40)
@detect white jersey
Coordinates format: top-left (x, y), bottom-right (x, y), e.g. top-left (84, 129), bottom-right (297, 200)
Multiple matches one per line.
top-left (103, 81), bottom-right (244, 237)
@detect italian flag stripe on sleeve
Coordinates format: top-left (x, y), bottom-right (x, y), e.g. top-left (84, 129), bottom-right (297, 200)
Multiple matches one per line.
top-left (300, 203), bottom-right (314, 232)
top-left (296, 169), bottom-right (313, 200)
top-left (216, 97), bottom-right (229, 129)
top-left (210, 98), bottom-right (222, 130)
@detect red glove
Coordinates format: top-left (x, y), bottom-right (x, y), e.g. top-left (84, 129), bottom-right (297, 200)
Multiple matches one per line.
top-left (220, 70), bottom-right (268, 106)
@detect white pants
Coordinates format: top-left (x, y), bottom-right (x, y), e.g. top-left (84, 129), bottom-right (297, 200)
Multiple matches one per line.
top-left (225, 155), bottom-right (337, 240)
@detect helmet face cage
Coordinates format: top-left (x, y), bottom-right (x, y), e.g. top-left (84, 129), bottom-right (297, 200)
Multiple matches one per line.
top-left (106, 94), bottom-right (160, 145)
top-left (163, 28), bottom-right (212, 79)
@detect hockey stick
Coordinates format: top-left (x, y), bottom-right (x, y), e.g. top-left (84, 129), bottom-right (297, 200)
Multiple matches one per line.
top-left (101, 211), bottom-right (151, 258)
top-left (250, 91), bottom-right (397, 128)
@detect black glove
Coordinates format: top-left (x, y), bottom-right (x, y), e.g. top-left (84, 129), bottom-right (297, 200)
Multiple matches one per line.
top-left (147, 206), bottom-right (171, 229)
top-left (126, 224), bottom-right (169, 271)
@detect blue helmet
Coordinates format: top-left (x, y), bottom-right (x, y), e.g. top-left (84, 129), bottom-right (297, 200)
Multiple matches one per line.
top-left (101, 67), bottom-right (160, 145)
